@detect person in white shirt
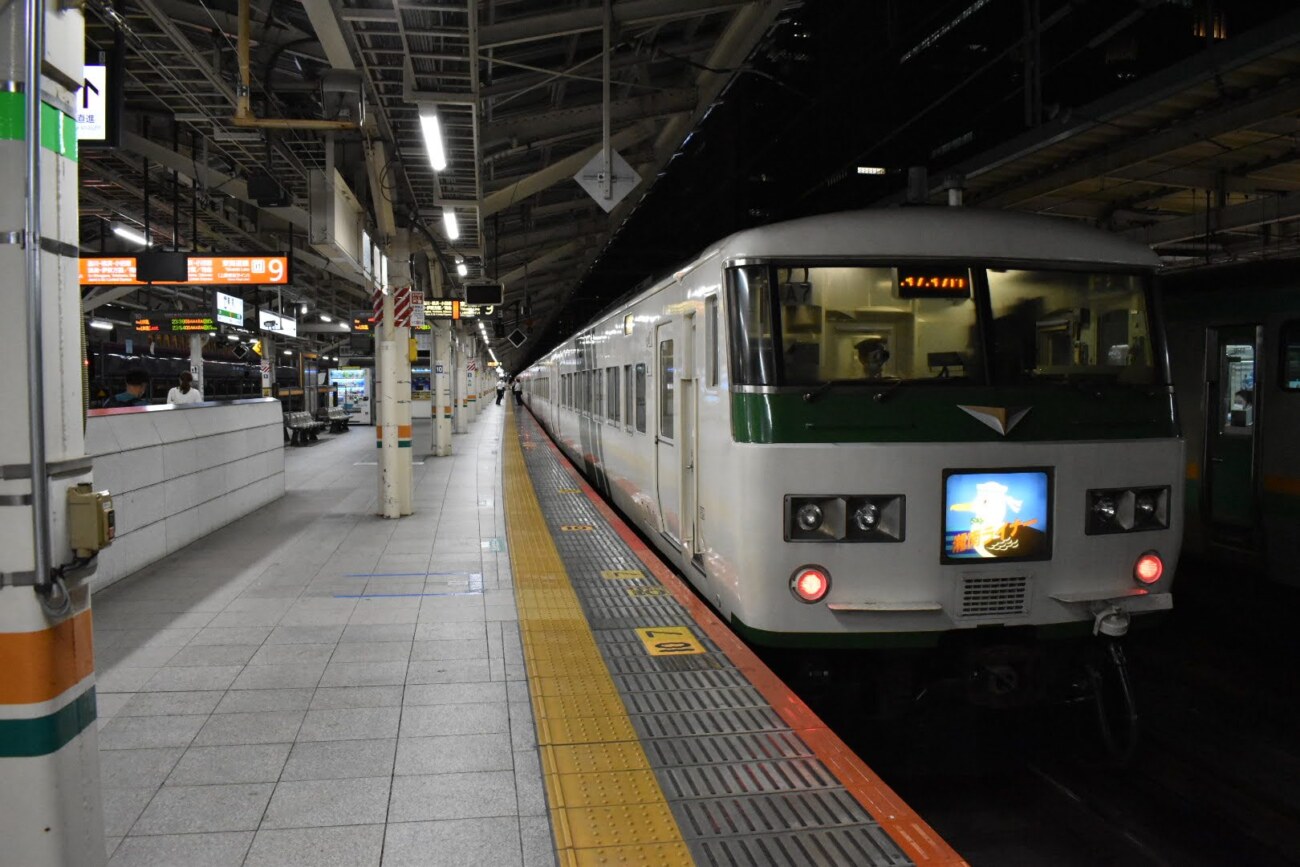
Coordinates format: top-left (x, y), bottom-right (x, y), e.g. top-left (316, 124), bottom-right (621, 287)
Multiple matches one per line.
top-left (167, 372), bottom-right (203, 405)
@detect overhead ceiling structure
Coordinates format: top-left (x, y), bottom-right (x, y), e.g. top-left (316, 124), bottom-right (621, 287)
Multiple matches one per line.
top-left (79, 0), bottom-right (787, 368)
top-left (895, 7), bottom-right (1300, 270)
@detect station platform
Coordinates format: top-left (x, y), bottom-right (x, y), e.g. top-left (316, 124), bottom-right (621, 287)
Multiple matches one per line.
top-left (90, 404), bottom-right (963, 867)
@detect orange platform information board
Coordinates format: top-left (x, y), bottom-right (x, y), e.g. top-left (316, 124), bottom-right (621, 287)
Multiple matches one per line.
top-left (79, 254), bottom-right (291, 286)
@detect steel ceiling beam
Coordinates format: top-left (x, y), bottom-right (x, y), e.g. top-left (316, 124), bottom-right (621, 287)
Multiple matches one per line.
top-left (480, 120), bottom-right (655, 217)
top-left (1123, 191), bottom-right (1300, 246)
top-left (478, 0), bottom-right (749, 49)
top-left (976, 77), bottom-right (1300, 208)
top-left (482, 88), bottom-right (696, 148)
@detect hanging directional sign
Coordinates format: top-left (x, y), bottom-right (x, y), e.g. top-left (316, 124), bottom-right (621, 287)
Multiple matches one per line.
top-left (574, 147), bottom-right (641, 213)
top-left (77, 65), bottom-right (108, 142)
top-left (507, 329), bottom-right (528, 348)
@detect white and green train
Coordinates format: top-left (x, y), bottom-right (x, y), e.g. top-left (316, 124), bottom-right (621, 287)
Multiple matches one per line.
top-left (1164, 262), bottom-right (1300, 586)
top-left (519, 208), bottom-right (1183, 667)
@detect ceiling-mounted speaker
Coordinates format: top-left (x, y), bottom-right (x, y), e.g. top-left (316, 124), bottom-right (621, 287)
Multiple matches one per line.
top-left (320, 69), bottom-right (363, 122)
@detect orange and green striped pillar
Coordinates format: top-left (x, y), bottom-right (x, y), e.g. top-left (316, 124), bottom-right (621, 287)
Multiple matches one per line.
top-left (2, 4), bottom-right (108, 863)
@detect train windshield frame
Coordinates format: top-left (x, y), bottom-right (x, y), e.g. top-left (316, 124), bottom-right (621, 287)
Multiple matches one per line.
top-left (726, 261), bottom-right (1166, 390)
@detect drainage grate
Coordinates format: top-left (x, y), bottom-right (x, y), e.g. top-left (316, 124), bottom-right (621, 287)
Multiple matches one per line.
top-left (959, 575), bottom-right (1030, 619)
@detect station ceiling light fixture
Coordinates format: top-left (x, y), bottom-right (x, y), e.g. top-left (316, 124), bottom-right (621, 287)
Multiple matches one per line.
top-left (419, 108), bottom-right (447, 171)
top-left (457, 262), bottom-right (468, 277)
top-left (88, 319), bottom-right (113, 330)
top-left (320, 314), bottom-right (332, 322)
top-left (111, 222), bottom-right (149, 247)
top-left (857, 166), bottom-right (887, 175)
top-left (443, 208), bottom-right (459, 241)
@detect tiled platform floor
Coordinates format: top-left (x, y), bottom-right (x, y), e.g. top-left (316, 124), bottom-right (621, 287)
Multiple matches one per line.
top-left (91, 407), bottom-right (555, 866)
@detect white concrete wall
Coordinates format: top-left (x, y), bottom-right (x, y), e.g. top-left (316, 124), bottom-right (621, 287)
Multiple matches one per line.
top-left (85, 399), bottom-right (286, 593)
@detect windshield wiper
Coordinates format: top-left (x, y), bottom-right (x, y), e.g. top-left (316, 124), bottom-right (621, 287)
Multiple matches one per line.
top-left (802, 379), bottom-right (904, 404)
top-left (873, 378), bottom-right (906, 403)
top-left (802, 381), bottom-right (840, 403)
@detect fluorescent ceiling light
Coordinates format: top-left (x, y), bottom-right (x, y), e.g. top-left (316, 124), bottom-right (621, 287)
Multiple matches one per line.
top-left (320, 314), bottom-right (332, 322)
top-left (857, 166), bottom-right (886, 175)
top-left (112, 223), bottom-right (148, 246)
top-left (282, 349), bottom-right (292, 355)
top-left (227, 333), bottom-right (241, 341)
top-left (89, 319), bottom-right (113, 330)
top-left (419, 109), bottom-right (447, 171)
top-left (456, 262), bottom-right (467, 277)
top-left (442, 208), bottom-right (459, 241)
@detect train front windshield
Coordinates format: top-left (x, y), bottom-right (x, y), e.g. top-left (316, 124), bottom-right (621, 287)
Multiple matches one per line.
top-left (727, 264), bottom-right (1162, 387)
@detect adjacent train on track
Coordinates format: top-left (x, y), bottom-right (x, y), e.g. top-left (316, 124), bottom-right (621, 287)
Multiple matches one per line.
top-left (519, 207), bottom-right (1183, 704)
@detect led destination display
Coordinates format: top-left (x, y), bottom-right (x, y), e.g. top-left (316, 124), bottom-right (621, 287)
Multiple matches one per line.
top-left (134, 314), bottom-right (218, 333)
top-left (943, 469), bottom-right (1052, 562)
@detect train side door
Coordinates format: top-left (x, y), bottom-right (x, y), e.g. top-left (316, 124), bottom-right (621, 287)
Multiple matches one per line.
top-left (654, 321), bottom-right (682, 546)
top-left (1204, 324), bottom-right (1261, 543)
top-left (680, 312), bottom-right (698, 558)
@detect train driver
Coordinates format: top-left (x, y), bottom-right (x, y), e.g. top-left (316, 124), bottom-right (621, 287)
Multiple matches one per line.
top-left (855, 337), bottom-right (891, 379)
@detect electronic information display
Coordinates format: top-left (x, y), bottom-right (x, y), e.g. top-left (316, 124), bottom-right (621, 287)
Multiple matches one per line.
top-left (79, 254), bottom-right (291, 286)
top-left (134, 314), bottom-right (218, 333)
top-left (942, 469), bottom-right (1052, 562)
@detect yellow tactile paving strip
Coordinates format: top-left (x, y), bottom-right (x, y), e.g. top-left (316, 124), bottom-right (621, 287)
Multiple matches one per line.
top-left (502, 411), bottom-right (695, 867)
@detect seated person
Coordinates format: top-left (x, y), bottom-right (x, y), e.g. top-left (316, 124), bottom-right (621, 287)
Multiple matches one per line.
top-left (103, 369), bottom-right (150, 408)
top-left (855, 338), bottom-right (890, 379)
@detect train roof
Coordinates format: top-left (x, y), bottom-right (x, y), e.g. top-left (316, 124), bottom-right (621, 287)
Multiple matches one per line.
top-left (715, 207), bottom-right (1160, 269)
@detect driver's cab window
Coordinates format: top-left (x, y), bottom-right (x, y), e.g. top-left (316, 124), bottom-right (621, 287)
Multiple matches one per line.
top-left (775, 266), bottom-right (980, 385)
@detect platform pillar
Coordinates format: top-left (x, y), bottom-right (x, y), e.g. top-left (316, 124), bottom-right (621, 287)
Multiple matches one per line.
top-left (259, 334), bottom-right (274, 396)
top-left (432, 322), bottom-right (453, 456)
top-left (375, 289), bottom-right (413, 518)
top-left (452, 335), bottom-right (468, 435)
top-left (0, 2), bottom-right (107, 864)
top-left (189, 334), bottom-right (205, 395)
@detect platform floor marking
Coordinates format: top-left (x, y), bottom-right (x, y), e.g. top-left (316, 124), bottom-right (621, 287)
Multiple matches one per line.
top-left (634, 626), bottom-right (705, 657)
top-left (601, 570), bottom-right (644, 581)
top-left (559, 524), bottom-right (595, 532)
top-left (502, 409), bottom-right (693, 867)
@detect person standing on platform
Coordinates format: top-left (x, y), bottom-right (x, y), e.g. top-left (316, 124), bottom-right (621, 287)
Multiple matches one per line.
top-left (512, 377), bottom-right (523, 406)
top-left (167, 371), bottom-right (203, 405)
top-left (495, 377), bottom-right (506, 406)
top-left (102, 369), bottom-right (150, 408)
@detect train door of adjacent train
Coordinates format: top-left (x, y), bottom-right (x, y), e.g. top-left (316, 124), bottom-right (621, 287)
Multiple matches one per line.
top-left (1203, 324), bottom-right (1262, 545)
top-left (654, 321), bottom-right (682, 546)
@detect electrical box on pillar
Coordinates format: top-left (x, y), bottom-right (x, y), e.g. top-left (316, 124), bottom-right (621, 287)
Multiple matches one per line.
top-left (67, 485), bottom-right (115, 557)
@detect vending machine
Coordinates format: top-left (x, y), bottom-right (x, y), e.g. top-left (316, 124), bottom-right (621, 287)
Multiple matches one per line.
top-left (329, 367), bottom-right (373, 424)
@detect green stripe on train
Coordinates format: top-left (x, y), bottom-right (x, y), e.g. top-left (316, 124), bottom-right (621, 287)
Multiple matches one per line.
top-left (731, 388), bottom-right (1178, 444)
top-left (0, 688), bottom-right (97, 758)
top-left (0, 93), bottom-right (79, 161)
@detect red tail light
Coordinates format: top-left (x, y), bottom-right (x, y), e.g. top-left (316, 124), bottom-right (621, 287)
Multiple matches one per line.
top-left (791, 566), bottom-right (831, 603)
top-left (1134, 552), bottom-right (1164, 584)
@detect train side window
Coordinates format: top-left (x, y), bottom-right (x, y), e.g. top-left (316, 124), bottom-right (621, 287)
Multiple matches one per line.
top-left (635, 363), bottom-right (647, 433)
top-left (594, 367), bottom-right (604, 418)
top-left (607, 368), bottom-right (620, 424)
top-left (625, 364), bottom-right (633, 430)
top-left (1282, 321), bottom-right (1300, 391)
top-left (659, 338), bottom-right (675, 438)
top-left (705, 295), bottom-right (719, 387)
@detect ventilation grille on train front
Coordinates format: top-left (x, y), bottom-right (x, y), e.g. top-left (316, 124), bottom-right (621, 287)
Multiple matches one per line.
top-left (959, 575), bottom-right (1030, 620)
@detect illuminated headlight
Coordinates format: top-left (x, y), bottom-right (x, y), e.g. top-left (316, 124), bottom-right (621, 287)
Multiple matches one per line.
top-left (796, 503), bottom-right (824, 532)
top-left (1086, 487), bottom-right (1170, 535)
top-left (785, 495), bottom-right (904, 542)
top-left (1092, 496), bottom-right (1117, 523)
top-left (852, 502), bottom-right (880, 532)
